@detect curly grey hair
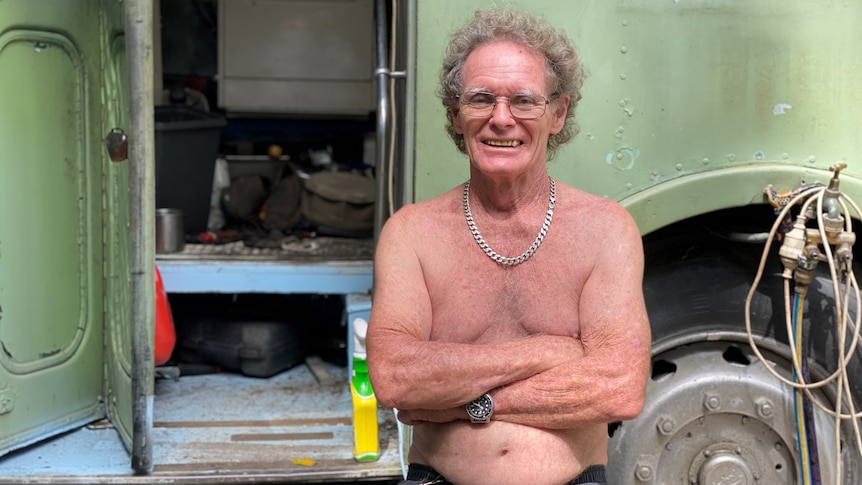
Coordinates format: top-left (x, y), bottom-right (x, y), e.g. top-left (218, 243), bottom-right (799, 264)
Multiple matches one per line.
top-left (439, 8), bottom-right (586, 161)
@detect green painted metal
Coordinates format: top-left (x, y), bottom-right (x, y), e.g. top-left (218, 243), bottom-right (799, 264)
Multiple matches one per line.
top-left (101, 0), bottom-right (136, 458)
top-left (0, 0), bottom-right (136, 459)
top-left (412, 0), bottom-right (862, 233)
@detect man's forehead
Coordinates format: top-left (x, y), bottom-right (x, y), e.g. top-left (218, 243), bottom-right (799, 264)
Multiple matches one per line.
top-left (461, 41), bottom-right (548, 93)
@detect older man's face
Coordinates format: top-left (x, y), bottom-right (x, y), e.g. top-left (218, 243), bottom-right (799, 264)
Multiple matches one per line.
top-left (452, 40), bottom-right (568, 180)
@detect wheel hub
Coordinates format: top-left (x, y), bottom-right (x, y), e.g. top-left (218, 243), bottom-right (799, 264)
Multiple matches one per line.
top-left (607, 341), bottom-right (839, 484)
top-left (691, 443), bottom-right (756, 485)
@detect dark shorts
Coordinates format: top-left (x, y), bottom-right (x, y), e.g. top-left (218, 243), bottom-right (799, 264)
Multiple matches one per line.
top-left (396, 463), bottom-right (607, 485)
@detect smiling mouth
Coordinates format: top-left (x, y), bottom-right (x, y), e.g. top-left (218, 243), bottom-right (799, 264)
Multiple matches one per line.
top-left (483, 139), bottom-right (523, 147)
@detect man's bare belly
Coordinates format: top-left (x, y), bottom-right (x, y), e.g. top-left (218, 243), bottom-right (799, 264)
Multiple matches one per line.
top-left (408, 421), bottom-right (607, 485)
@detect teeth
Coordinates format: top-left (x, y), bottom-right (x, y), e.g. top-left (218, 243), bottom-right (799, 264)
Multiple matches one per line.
top-left (484, 140), bottom-right (522, 147)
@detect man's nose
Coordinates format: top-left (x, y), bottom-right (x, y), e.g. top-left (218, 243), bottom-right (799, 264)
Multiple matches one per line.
top-left (489, 97), bottom-right (516, 126)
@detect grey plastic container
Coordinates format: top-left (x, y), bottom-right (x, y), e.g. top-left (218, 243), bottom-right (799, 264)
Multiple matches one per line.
top-left (155, 105), bottom-right (226, 235)
top-left (177, 317), bottom-right (308, 378)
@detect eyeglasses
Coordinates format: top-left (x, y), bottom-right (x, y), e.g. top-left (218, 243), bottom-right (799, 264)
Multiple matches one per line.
top-left (456, 91), bottom-right (556, 120)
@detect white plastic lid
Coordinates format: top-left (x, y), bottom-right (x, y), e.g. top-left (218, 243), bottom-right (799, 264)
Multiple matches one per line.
top-left (353, 317), bottom-right (369, 356)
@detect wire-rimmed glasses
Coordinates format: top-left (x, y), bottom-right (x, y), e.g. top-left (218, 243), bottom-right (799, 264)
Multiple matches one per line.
top-left (456, 91), bottom-right (557, 120)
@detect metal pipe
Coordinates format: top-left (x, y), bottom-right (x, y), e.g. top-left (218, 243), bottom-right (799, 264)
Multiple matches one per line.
top-left (124, 0), bottom-right (155, 473)
top-left (373, 0), bottom-right (391, 244)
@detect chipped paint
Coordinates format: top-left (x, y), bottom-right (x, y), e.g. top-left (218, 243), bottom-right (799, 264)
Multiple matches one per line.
top-left (606, 146), bottom-right (640, 170)
top-left (619, 98), bottom-right (634, 117)
top-left (773, 103), bottom-right (793, 115)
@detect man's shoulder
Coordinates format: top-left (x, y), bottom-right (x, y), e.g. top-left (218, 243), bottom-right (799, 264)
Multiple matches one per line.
top-left (388, 187), bottom-right (462, 221)
top-left (376, 188), bottom-right (466, 264)
top-left (556, 183), bottom-right (639, 230)
top-left (557, 183), bottom-right (625, 212)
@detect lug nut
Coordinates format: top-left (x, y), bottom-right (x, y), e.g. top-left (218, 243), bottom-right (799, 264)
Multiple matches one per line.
top-left (704, 393), bottom-right (721, 412)
top-left (757, 399), bottom-right (774, 419)
top-left (657, 417), bottom-right (675, 435)
top-left (635, 462), bottom-right (654, 481)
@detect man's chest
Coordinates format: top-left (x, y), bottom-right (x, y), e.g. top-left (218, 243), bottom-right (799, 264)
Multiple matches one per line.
top-left (426, 254), bottom-right (585, 343)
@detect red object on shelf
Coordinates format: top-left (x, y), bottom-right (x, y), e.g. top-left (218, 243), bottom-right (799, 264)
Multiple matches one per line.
top-left (155, 266), bottom-right (177, 366)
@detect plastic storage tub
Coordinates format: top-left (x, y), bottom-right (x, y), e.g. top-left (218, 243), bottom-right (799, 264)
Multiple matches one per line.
top-left (155, 105), bottom-right (226, 235)
top-left (175, 316), bottom-right (308, 377)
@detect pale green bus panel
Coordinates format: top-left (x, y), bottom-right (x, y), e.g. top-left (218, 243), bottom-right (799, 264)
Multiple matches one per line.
top-left (413, 0), bottom-right (862, 234)
top-left (0, 0), bottom-right (131, 458)
top-left (101, 0), bottom-right (136, 453)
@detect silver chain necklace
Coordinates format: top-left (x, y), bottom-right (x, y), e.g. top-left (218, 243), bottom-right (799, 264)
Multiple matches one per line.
top-left (463, 176), bottom-right (556, 266)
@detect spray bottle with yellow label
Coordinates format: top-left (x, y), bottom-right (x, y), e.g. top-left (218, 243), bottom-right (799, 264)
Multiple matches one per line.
top-left (350, 317), bottom-right (379, 461)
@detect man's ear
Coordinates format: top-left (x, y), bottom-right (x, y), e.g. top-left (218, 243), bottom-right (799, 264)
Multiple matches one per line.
top-left (549, 95), bottom-right (570, 135)
top-left (452, 108), bottom-right (464, 134)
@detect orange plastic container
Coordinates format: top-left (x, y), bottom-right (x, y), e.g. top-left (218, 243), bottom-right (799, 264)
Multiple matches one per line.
top-left (154, 266), bottom-right (177, 366)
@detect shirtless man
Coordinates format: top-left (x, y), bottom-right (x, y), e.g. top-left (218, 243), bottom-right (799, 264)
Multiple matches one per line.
top-left (366, 8), bottom-right (651, 485)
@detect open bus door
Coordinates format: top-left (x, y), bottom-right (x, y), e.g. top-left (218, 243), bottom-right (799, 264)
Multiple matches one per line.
top-left (0, 0), bottom-right (153, 472)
